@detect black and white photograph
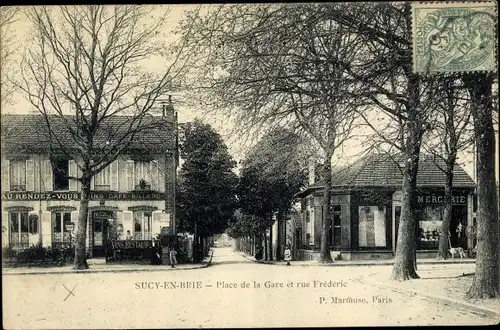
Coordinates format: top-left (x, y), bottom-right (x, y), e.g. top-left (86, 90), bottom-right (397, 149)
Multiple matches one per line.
top-left (1, 2), bottom-right (499, 328)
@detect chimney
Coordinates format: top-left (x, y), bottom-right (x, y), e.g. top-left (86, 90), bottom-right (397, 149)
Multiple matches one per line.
top-left (162, 95), bottom-right (175, 118)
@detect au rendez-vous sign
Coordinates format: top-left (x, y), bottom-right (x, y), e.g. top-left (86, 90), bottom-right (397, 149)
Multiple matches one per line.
top-left (2, 191), bottom-right (167, 201)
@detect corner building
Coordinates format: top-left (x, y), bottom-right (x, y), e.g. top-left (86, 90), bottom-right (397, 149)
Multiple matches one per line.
top-left (295, 153), bottom-right (477, 261)
top-left (1, 105), bottom-right (177, 258)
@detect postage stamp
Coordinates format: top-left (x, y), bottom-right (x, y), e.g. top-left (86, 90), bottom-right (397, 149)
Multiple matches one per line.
top-left (412, 1), bottom-right (497, 74)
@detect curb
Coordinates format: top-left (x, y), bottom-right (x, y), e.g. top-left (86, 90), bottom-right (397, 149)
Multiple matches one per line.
top-left (2, 262), bottom-right (211, 276)
top-left (363, 277), bottom-right (500, 319)
top-left (238, 252), bottom-right (476, 267)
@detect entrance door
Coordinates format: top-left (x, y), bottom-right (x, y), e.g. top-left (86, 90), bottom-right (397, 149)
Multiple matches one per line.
top-left (92, 211), bottom-right (112, 257)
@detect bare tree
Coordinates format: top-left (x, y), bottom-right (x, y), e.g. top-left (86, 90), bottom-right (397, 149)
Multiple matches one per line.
top-left (463, 73), bottom-right (499, 299)
top-left (0, 6), bottom-right (20, 105)
top-left (177, 3), bottom-right (365, 263)
top-left (422, 77), bottom-right (473, 260)
top-left (16, 5), bottom-right (192, 269)
top-left (324, 2), bottom-right (453, 280)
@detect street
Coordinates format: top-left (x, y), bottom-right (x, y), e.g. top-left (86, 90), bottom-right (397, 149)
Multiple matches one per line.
top-left (2, 248), bottom-right (497, 329)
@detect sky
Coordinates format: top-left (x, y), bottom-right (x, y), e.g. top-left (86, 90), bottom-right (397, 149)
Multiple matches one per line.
top-left (1, 4), bottom-right (497, 183)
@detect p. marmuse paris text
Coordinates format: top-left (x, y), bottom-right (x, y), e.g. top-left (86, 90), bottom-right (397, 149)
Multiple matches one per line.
top-left (319, 295), bottom-right (392, 304)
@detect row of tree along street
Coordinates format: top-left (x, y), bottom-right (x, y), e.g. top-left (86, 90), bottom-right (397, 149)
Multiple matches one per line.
top-left (1, 4), bottom-right (497, 300)
top-left (175, 2), bottom-right (498, 300)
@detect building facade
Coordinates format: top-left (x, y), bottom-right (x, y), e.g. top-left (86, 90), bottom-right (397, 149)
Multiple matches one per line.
top-left (1, 104), bottom-right (177, 258)
top-left (295, 153), bottom-right (477, 261)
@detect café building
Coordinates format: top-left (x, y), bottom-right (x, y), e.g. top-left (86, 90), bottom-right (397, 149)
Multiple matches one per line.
top-left (1, 104), bottom-right (177, 258)
top-left (295, 153), bottom-right (476, 261)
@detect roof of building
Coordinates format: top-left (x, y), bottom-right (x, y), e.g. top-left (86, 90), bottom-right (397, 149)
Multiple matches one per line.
top-left (295, 152), bottom-right (475, 198)
top-left (1, 113), bottom-right (176, 154)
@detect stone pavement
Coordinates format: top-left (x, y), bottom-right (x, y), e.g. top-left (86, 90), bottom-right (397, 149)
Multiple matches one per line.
top-left (2, 252), bottom-right (213, 276)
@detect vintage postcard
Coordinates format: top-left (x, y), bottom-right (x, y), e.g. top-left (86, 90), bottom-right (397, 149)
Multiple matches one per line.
top-left (1, 2), bottom-right (499, 329)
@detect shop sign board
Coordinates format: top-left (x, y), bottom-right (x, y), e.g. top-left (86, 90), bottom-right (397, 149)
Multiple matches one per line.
top-left (2, 191), bottom-right (167, 201)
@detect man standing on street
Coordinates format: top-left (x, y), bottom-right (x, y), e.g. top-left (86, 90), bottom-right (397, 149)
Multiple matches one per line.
top-left (169, 247), bottom-right (178, 268)
top-left (284, 245), bottom-right (292, 266)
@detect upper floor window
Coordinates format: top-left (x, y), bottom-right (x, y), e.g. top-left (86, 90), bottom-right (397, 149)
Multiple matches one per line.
top-left (135, 161), bottom-right (151, 190)
top-left (95, 165), bottom-right (111, 191)
top-left (53, 159), bottom-right (69, 191)
top-left (10, 160), bottom-right (26, 191)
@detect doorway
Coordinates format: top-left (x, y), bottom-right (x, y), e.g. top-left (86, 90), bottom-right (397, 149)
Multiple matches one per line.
top-left (92, 211), bottom-right (113, 257)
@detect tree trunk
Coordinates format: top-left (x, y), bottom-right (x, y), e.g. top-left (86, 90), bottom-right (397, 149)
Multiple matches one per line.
top-left (194, 218), bottom-right (198, 262)
top-left (319, 152), bottom-right (334, 263)
top-left (465, 74), bottom-right (499, 299)
top-left (276, 212), bottom-right (281, 261)
top-left (269, 219), bottom-right (273, 261)
top-left (73, 178), bottom-right (90, 270)
top-left (437, 167), bottom-right (454, 260)
top-left (264, 231), bottom-right (268, 260)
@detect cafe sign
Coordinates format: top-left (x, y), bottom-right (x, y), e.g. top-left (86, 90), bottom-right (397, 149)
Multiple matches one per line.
top-left (2, 191), bottom-right (167, 201)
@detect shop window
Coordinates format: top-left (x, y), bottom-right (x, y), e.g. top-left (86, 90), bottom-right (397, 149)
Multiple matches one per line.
top-left (306, 233), bottom-right (311, 245)
top-left (9, 212), bottom-right (33, 248)
top-left (10, 160), bottom-right (26, 191)
top-left (53, 212), bottom-right (72, 244)
top-left (53, 159), bottom-right (69, 191)
top-left (417, 206), bottom-right (443, 250)
top-left (358, 206), bottom-right (386, 247)
top-left (133, 211), bottom-right (152, 240)
top-left (135, 161), bottom-right (151, 190)
top-left (94, 165), bottom-right (111, 191)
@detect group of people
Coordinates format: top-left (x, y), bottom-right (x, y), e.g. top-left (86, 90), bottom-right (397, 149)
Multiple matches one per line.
top-left (255, 245), bottom-right (293, 266)
top-left (150, 242), bottom-right (178, 267)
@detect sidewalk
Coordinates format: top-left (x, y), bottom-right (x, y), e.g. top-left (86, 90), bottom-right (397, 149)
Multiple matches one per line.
top-left (239, 251), bottom-right (499, 319)
top-left (2, 252), bottom-right (213, 276)
top-left (362, 264), bottom-right (500, 319)
top-left (239, 251), bottom-right (476, 267)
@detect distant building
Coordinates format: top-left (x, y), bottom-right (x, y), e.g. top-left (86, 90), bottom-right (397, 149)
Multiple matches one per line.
top-left (1, 103), bottom-right (178, 257)
top-left (294, 153), bottom-right (477, 261)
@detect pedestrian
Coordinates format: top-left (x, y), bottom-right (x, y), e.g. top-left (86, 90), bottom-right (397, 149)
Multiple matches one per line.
top-left (284, 245), bottom-right (292, 266)
top-left (255, 246), bottom-right (263, 261)
top-left (169, 247), bottom-right (178, 268)
top-left (125, 230), bottom-right (133, 240)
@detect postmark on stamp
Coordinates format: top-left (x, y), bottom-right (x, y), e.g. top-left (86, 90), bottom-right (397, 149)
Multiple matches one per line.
top-left (412, 1), bottom-right (497, 74)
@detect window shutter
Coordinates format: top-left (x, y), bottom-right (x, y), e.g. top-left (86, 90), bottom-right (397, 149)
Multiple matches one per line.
top-left (152, 210), bottom-right (163, 238)
top-left (43, 159), bottom-right (53, 192)
top-left (68, 160), bottom-right (78, 192)
top-left (2, 211), bottom-right (9, 247)
top-left (71, 211), bottom-right (79, 231)
top-left (90, 175), bottom-right (95, 190)
top-left (111, 160), bottom-right (119, 191)
top-left (150, 161), bottom-right (158, 191)
top-left (2, 159), bottom-right (10, 192)
top-left (41, 211), bottom-right (52, 247)
top-left (126, 160), bottom-right (134, 191)
top-left (26, 159), bottom-right (35, 191)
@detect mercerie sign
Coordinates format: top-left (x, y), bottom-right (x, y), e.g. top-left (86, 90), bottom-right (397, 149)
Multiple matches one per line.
top-left (417, 195), bottom-right (467, 205)
top-left (2, 191), bottom-right (166, 201)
